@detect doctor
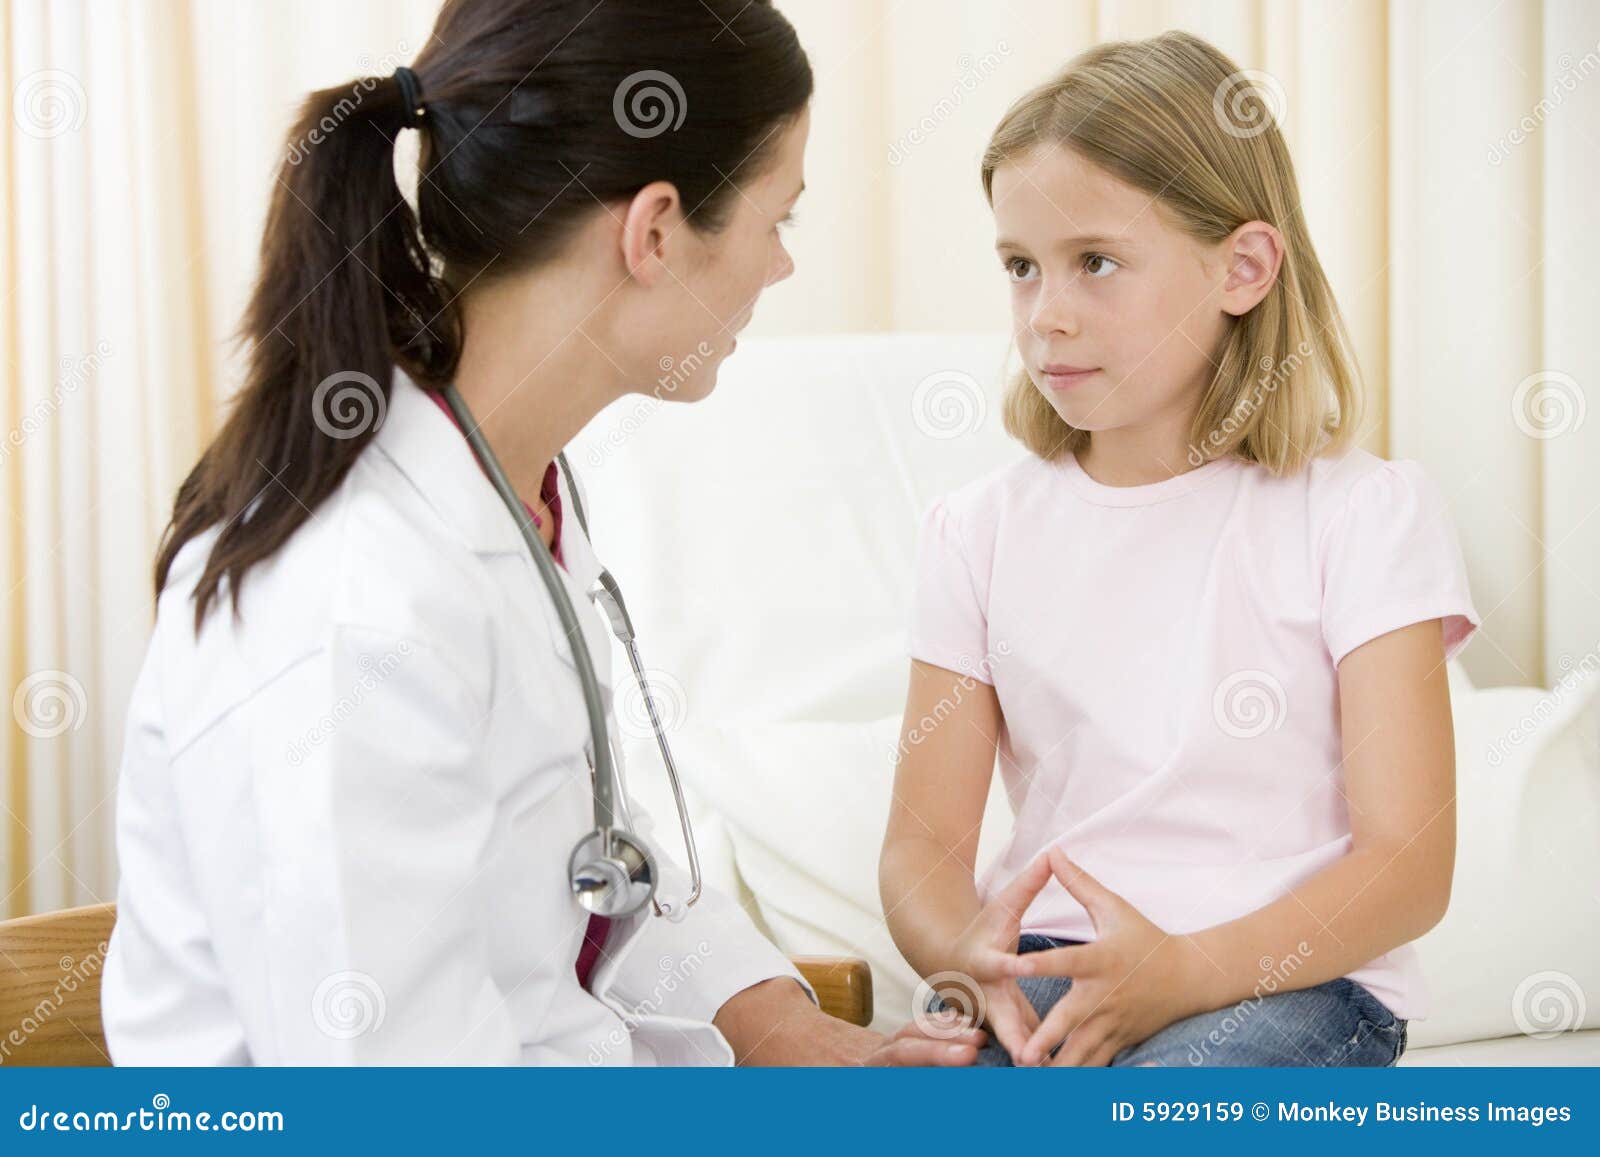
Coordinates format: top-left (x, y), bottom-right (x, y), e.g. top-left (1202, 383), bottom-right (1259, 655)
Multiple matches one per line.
top-left (101, 0), bottom-right (984, 1066)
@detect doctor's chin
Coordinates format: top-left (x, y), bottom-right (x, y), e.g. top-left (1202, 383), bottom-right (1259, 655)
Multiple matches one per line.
top-left (3, 0), bottom-right (1596, 1150)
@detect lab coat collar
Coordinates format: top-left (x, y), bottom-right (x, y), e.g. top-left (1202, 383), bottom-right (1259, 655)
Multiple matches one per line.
top-left (376, 365), bottom-right (603, 594)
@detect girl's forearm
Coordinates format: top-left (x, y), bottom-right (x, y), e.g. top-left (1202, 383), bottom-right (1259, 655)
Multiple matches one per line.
top-left (880, 835), bottom-right (985, 978)
top-left (1184, 841), bottom-right (1451, 1012)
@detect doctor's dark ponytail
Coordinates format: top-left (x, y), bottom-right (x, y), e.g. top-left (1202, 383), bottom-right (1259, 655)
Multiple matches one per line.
top-left (156, 0), bottom-right (812, 630)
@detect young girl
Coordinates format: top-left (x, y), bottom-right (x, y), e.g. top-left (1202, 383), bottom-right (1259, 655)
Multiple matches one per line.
top-left (880, 30), bottom-right (1479, 1067)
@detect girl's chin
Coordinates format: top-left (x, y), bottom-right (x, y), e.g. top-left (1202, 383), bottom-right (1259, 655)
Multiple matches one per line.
top-left (1044, 399), bottom-right (1111, 431)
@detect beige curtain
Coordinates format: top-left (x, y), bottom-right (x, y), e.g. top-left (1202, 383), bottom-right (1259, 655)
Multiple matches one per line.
top-left (4, 0), bottom-right (1596, 917)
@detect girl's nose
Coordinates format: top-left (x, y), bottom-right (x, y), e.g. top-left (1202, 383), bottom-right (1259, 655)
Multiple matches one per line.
top-left (1027, 285), bottom-right (1080, 339)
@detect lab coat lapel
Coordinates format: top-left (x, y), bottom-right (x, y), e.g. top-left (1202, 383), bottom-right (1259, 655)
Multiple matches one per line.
top-left (375, 366), bottom-right (612, 696)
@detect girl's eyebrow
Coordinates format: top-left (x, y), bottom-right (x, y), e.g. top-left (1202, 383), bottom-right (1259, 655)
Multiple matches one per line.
top-left (994, 232), bottom-right (1132, 252)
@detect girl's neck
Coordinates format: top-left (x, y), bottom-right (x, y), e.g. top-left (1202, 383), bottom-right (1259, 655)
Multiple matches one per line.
top-left (1076, 407), bottom-right (1206, 488)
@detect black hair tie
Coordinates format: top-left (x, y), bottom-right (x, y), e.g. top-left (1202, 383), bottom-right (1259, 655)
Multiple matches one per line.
top-left (392, 66), bottom-right (425, 130)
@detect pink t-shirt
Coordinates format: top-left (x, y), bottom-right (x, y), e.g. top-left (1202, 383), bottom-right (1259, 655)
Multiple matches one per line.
top-left (906, 446), bottom-right (1479, 1020)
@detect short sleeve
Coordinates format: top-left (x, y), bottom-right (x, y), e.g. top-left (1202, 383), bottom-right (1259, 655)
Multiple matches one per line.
top-left (1319, 460), bottom-right (1481, 667)
top-left (906, 498), bottom-right (994, 683)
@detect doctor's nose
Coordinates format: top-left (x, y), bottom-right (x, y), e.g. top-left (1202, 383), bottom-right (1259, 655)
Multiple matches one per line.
top-left (766, 239), bottom-right (795, 287)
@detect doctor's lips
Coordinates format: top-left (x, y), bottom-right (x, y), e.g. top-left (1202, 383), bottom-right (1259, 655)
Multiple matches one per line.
top-left (1038, 363), bottom-right (1100, 391)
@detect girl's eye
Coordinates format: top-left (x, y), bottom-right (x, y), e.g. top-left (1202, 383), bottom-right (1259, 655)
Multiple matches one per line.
top-left (1083, 253), bottom-right (1119, 278)
top-left (1004, 256), bottom-right (1036, 282)
top-left (776, 211), bottom-right (798, 233)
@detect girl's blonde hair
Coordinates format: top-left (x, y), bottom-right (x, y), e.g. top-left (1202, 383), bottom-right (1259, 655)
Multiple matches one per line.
top-left (982, 30), bottom-right (1362, 475)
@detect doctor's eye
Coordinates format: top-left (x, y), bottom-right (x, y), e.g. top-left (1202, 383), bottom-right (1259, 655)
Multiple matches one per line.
top-left (1003, 256), bottom-right (1037, 282)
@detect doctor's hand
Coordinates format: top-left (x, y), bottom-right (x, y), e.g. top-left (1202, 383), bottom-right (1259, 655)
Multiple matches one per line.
top-left (1010, 846), bottom-right (1214, 1066)
top-left (859, 1011), bottom-right (991, 1066)
top-left (940, 851), bottom-right (1058, 1063)
top-left (714, 977), bottom-right (987, 1066)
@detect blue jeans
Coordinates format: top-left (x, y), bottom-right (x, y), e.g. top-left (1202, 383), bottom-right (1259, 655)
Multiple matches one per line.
top-left (929, 934), bottom-right (1408, 1067)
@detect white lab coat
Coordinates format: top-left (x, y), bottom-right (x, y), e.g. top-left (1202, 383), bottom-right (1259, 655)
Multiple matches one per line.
top-left (101, 366), bottom-right (813, 1065)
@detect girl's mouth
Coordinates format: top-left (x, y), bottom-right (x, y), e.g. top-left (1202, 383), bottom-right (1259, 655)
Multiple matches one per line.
top-left (1039, 365), bottom-right (1100, 391)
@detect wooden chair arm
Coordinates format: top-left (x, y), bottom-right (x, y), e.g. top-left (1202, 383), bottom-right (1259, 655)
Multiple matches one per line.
top-left (0, 902), bottom-right (117, 1066)
top-left (789, 955), bottom-right (873, 1027)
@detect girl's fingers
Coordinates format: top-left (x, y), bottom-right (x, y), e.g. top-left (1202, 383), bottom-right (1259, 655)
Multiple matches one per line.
top-left (993, 852), bottom-right (1054, 915)
top-left (1020, 991), bottom-right (1091, 1066)
top-left (970, 946), bottom-right (1024, 981)
top-left (987, 992), bottom-right (1038, 1063)
top-left (1092, 1040), bottom-right (1126, 1067)
top-left (1049, 1023), bottom-right (1115, 1067)
top-left (1046, 847), bottom-right (1127, 929)
top-left (1014, 942), bottom-right (1101, 979)
top-left (1018, 991), bottom-right (1042, 1036)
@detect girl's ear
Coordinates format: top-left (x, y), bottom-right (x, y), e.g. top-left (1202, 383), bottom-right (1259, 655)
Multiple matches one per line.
top-left (1218, 221), bottom-right (1284, 317)
top-left (619, 180), bottom-right (685, 286)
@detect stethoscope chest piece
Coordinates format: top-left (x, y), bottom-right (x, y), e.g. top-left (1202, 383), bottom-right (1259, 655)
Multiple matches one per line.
top-left (569, 829), bottom-right (657, 917)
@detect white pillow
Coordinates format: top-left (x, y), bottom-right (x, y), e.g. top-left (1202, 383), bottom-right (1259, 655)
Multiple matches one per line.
top-left (570, 333), bottom-right (1019, 729)
top-left (1406, 662), bottom-right (1600, 1046)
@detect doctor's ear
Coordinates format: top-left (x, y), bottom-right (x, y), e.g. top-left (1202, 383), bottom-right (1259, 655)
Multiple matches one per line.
top-left (618, 180), bottom-right (685, 286)
top-left (1216, 221), bottom-right (1284, 317)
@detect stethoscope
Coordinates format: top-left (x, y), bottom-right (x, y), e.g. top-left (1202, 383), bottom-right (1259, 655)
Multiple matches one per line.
top-left (440, 384), bottom-right (702, 922)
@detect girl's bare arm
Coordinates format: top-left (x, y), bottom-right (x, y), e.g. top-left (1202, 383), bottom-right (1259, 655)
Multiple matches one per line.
top-left (879, 659), bottom-right (1005, 978)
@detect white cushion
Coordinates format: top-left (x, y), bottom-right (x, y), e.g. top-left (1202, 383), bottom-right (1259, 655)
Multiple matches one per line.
top-left (571, 332), bottom-right (1019, 728)
top-left (1405, 661), bottom-right (1600, 1047)
top-left (1401, 1029), bottom-right (1600, 1066)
